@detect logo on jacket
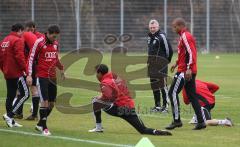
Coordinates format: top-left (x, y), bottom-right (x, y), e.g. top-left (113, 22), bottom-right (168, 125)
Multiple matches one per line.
top-left (1, 41), bottom-right (10, 48)
top-left (53, 45), bottom-right (57, 50)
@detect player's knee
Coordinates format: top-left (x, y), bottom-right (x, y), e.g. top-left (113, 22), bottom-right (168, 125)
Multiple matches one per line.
top-left (92, 96), bottom-right (98, 104)
top-left (31, 86), bottom-right (38, 95)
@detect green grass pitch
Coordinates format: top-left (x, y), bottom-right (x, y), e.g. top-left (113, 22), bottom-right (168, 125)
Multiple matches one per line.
top-left (0, 53), bottom-right (239, 147)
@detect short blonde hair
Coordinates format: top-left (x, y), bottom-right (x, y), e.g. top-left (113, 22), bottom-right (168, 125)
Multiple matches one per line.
top-left (149, 19), bottom-right (159, 26)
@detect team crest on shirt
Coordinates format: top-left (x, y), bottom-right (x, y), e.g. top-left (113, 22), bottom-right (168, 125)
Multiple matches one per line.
top-left (43, 45), bottom-right (47, 49)
top-left (53, 45), bottom-right (57, 50)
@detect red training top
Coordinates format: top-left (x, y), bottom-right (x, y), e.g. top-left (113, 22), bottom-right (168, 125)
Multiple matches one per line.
top-left (99, 72), bottom-right (135, 108)
top-left (182, 80), bottom-right (219, 107)
top-left (176, 28), bottom-right (197, 73)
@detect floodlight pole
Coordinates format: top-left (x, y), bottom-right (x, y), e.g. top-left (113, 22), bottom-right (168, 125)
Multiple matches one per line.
top-left (164, 0), bottom-right (167, 34)
top-left (75, 0), bottom-right (81, 50)
top-left (31, 0), bottom-right (34, 21)
top-left (120, 0), bottom-right (124, 47)
top-left (190, 0), bottom-right (194, 34)
top-left (206, 0), bottom-right (210, 53)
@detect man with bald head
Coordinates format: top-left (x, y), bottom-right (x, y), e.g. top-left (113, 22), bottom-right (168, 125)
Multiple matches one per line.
top-left (166, 18), bottom-right (206, 130)
top-left (147, 19), bottom-right (173, 113)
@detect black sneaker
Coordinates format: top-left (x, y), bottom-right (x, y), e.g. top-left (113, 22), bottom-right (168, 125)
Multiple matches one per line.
top-left (160, 105), bottom-right (168, 113)
top-left (165, 121), bottom-right (183, 130)
top-left (13, 114), bottom-right (23, 119)
top-left (193, 122), bottom-right (206, 130)
top-left (153, 129), bottom-right (172, 136)
top-left (151, 107), bottom-right (161, 112)
top-left (25, 115), bottom-right (38, 121)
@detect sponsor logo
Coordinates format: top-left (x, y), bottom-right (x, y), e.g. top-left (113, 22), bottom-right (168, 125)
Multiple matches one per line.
top-left (45, 52), bottom-right (57, 59)
top-left (1, 41), bottom-right (10, 48)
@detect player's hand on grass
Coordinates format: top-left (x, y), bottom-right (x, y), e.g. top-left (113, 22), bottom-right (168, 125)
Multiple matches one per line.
top-left (185, 69), bottom-right (192, 81)
top-left (26, 75), bottom-right (32, 86)
top-left (170, 63), bottom-right (177, 73)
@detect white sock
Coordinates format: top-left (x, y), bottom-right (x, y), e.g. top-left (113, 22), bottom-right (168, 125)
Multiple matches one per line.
top-left (218, 119), bottom-right (227, 125)
top-left (96, 123), bottom-right (102, 129)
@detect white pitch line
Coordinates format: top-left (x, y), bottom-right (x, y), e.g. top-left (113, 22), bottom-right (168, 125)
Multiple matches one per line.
top-left (0, 128), bottom-right (134, 147)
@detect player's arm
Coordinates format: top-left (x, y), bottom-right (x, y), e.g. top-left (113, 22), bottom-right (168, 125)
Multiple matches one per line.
top-left (26, 38), bottom-right (41, 85)
top-left (14, 38), bottom-right (26, 73)
top-left (182, 33), bottom-right (195, 80)
top-left (99, 83), bottom-right (115, 102)
top-left (203, 81), bottom-right (220, 94)
top-left (56, 48), bottom-right (65, 80)
top-left (159, 34), bottom-right (173, 63)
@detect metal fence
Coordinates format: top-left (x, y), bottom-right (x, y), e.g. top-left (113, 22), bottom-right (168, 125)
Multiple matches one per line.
top-left (0, 0), bottom-right (240, 52)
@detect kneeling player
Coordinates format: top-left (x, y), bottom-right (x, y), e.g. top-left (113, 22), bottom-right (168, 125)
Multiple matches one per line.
top-left (88, 64), bottom-right (172, 136)
top-left (182, 80), bottom-right (233, 126)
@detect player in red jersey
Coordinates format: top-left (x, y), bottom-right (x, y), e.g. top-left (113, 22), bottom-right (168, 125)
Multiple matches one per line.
top-left (88, 64), bottom-right (172, 136)
top-left (26, 24), bottom-right (65, 136)
top-left (182, 80), bottom-right (233, 126)
top-left (166, 18), bottom-right (206, 130)
top-left (24, 21), bottom-right (44, 120)
top-left (12, 21), bottom-right (40, 119)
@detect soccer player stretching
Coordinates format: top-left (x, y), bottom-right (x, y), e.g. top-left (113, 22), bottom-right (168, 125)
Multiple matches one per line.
top-left (26, 24), bottom-right (65, 136)
top-left (166, 18), bottom-right (206, 130)
top-left (88, 64), bottom-right (172, 136)
top-left (182, 80), bottom-right (233, 126)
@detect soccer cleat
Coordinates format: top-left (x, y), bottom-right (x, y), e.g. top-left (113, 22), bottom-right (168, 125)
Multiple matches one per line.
top-left (165, 121), bottom-right (183, 130)
top-left (189, 115), bottom-right (198, 124)
top-left (3, 114), bottom-right (13, 127)
top-left (151, 107), bottom-right (161, 112)
top-left (12, 121), bottom-right (23, 127)
top-left (225, 117), bottom-right (233, 127)
top-left (88, 127), bottom-right (104, 133)
top-left (153, 129), bottom-right (172, 136)
top-left (25, 115), bottom-right (38, 121)
top-left (193, 122), bottom-right (206, 130)
top-left (35, 125), bottom-right (43, 132)
top-left (160, 105), bottom-right (168, 113)
top-left (42, 129), bottom-right (51, 136)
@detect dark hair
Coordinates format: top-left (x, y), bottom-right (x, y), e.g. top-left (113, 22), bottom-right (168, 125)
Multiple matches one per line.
top-left (48, 24), bottom-right (60, 34)
top-left (173, 18), bottom-right (186, 27)
top-left (95, 64), bottom-right (109, 75)
top-left (25, 21), bottom-right (36, 28)
top-left (11, 23), bottom-right (24, 32)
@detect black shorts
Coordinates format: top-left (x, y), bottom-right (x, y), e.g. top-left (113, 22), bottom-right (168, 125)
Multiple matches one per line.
top-left (36, 77), bottom-right (57, 102)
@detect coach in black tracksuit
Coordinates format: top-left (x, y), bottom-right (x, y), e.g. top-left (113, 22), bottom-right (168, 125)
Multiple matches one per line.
top-left (147, 20), bottom-right (173, 112)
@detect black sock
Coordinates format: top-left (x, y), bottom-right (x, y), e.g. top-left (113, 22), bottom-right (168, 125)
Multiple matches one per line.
top-left (46, 108), bottom-right (53, 117)
top-left (32, 96), bottom-right (40, 117)
top-left (94, 110), bottom-right (102, 123)
top-left (38, 107), bottom-right (48, 129)
top-left (153, 90), bottom-right (160, 107)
